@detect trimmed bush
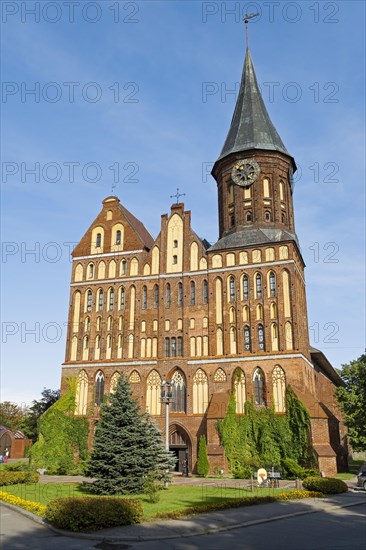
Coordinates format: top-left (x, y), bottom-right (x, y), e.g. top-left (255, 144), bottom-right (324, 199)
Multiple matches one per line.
top-left (0, 471), bottom-right (39, 486)
top-left (45, 496), bottom-right (143, 531)
top-left (303, 477), bottom-right (348, 494)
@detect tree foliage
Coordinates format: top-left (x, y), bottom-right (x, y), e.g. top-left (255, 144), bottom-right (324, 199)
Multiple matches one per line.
top-left (336, 353), bottom-right (366, 451)
top-left (86, 373), bottom-right (175, 495)
top-left (197, 435), bottom-right (210, 477)
top-left (217, 386), bottom-right (313, 478)
top-left (20, 388), bottom-right (60, 442)
top-left (30, 379), bottom-right (89, 474)
top-left (0, 402), bottom-right (27, 431)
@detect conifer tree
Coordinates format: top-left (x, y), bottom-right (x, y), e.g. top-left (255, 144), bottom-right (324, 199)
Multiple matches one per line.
top-left (197, 434), bottom-right (210, 477)
top-left (86, 373), bottom-right (175, 494)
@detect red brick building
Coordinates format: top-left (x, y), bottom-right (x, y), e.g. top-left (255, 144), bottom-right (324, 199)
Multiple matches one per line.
top-left (60, 48), bottom-right (345, 476)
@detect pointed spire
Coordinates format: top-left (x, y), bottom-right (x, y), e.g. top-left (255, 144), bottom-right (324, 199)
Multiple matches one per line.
top-left (216, 49), bottom-right (295, 166)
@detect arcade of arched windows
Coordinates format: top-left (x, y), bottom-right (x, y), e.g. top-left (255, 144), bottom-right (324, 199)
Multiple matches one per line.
top-left (74, 365), bottom-right (287, 419)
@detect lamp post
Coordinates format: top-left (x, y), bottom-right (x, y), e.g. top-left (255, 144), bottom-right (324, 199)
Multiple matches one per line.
top-left (160, 379), bottom-right (175, 451)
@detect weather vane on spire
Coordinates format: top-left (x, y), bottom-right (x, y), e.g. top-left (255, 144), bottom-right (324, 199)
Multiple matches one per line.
top-left (244, 12), bottom-right (259, 49)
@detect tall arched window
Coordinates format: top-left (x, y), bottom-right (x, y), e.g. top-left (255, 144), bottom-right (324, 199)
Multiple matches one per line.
top-left (115, 230), bottom-right (122, 245)
top-left (203, 280), bottom-right (208, 304)
top-left (165, 337), bottom-right (170, 357)
top-left (171, 337), bottom-right (177, 357)
top-left (256, 304), bottom-right (263, 320)
top-left (269, 272), bottom-right (276, 297)
top-left (193, 369), bottom-right (208, 414)
top-left (285, 321), bottom-right (294, 350)
top-left (233, 368), bottom-right (246, 413)
top-left (230, 326), bottom-right (237, 354)
top-left (108, 288), bottom-right (114, 310)
top-left (271, 323), bottom-right (279, 351)
top-left (246, 211), bottom-right (252, 222)
top-left (98, 289), bottom-right (104, 311)
top-left (85, 316), bottom-right (90, 333)
top-left (270, 302), bottom-right (277, 319)
top-left (120, 286), bottom-right (125, 310)
top-left (88, 263), bottom-right (94, 279)
top-left (273, 366), bottom-right (286, 412)
top-left (166, 283), bottom-right (171, 307)
top-left (146, 370), bottom-right (161, 415)
top-left (110, 372), bottom-right (120, 394)
top-left (190, 281), bottom-right (195, 305)
top-left (95, 371), bottom-right (105, 406)
top-left (70, 335), bottom-right (78, 361)
top-left (243, 275), bottom-right (249, 299)
top-left (106, 334), bottom-right (112, 359)
top-left (154, 284), bottom-right (159, 308)
top-left (229, 276), bottom-right (235, 301)
top-left (83, 336), bottom-right (89, 361)
top-left (216, 328), bottom-right (223, 355)
top-left (244, 325), bottom-right (251, 351)
top-left (177, 336), bottom-right (183, 356)
top-left (172, 370), bottom-right (186, 413)
top-left (178, 282), bottom-right (183, 306)
top-left (75, 370), bottom-right (88, 415)
top-left (258, 324), bottom-right (265, 350)
top-left (255, 273), bottom-right (262, 298)
top-left (86, 290), bottom-right (92, 312)
top-left (265, 211), bottom-right (271, 222)
top-left (253, 368), bottom-right (266, 406)
top-left (94, 335), bottom-right (101, 360)
top-left (142, 285), bottom-right (147, 309)
top-left (121, 259), bottom-right (127, 275)
top-left (96, 233), bottom-right (102, 248)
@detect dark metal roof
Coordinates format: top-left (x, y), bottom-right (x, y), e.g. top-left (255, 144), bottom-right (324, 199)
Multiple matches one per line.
top-left (310, 346), bottom-right (344, 386)
top-left (118, 203), bottom-right (154, 250)
top-left (208, 227), bottom-right (299, 252)
top-left (216, 49), bottom-right (295, 167)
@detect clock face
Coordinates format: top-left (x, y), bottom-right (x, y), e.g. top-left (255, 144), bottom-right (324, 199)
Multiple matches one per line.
top-left (231, 159), bottom-right (260, 187)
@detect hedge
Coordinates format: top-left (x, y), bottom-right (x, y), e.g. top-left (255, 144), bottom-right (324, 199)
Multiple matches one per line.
top-left (303, 477), bottom-right (348, 494)
top-left (45, 496), bottom-right (143, 531)
top-left (0, 471), bottom-right (39, 486)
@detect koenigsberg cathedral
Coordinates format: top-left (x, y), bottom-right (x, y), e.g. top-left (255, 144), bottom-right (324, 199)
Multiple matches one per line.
top-left (60, 45), bottom-right (345, 476)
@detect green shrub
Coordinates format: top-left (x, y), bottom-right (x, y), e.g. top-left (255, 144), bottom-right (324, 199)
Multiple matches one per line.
top-left (0, 471), bottom-right (39, 486)
top-left (1, 461), bottom-right (34, 472)
top-left (143, 475), bottom-right (160, 503)
top-left (45, 496), bottom-right (143, 531)
top-left (197, 435), bottom-right (210, 477)
top-left (303, 477), bottom-right (348, 494)
top-left (282, 458), bottom-right (319, 480)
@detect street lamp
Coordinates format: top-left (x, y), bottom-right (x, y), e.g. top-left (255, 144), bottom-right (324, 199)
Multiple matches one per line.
top-left (160, 379), bottom-right (175, 451)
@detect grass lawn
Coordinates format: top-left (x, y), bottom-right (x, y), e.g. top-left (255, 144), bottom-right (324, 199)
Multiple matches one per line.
top-left (1, 483), bottom-right (292, 520)
top-left (336, 472), bottom-right (356, 480)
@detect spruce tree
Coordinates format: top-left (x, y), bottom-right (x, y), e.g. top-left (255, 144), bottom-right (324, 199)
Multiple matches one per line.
top-left (86, 373), bottom-right (175, 494)
top-left (197, 434), bottom-right (210, 477)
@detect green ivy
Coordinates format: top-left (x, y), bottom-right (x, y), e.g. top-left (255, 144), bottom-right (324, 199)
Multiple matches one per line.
top-left (30, 378), bottom-right (89, 475)
top-left (217, 386), bottom-right (314, 478)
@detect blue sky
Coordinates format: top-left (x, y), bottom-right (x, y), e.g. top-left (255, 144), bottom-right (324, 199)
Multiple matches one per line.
top-left (1, 0), bottom-right (365, 406)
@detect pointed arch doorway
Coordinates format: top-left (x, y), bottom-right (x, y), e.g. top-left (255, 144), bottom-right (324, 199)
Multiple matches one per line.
top-left (169, 424), bottom-right (191, 474)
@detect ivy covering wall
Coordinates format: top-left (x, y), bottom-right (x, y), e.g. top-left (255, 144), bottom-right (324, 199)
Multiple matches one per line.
top-left (217, 386), bottom-right (315, 478)
top-left (30, 378), bottom-right (89, 475)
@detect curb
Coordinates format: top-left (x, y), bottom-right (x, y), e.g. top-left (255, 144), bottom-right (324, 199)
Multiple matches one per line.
top-left (2, 496), bottom-right (366, 543)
